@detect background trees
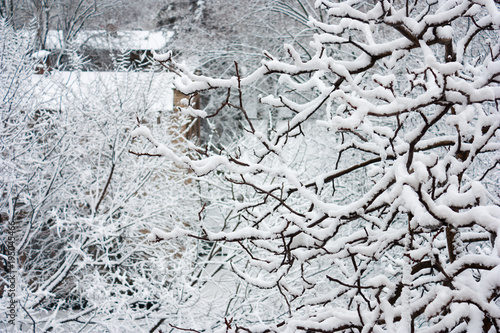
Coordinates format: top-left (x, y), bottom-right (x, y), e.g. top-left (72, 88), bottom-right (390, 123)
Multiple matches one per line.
top-left (141, 0), bottom-right (500, 331)
top-left (2, 0), bottom-right (118, 50)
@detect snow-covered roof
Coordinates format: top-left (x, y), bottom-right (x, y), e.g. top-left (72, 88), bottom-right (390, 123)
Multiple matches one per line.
top-left (31, 71), bottom-right (174, 113)
top-left (45, 30), bottom-right (174, 51)
top-left (31, 50), bottom-right (51, 59)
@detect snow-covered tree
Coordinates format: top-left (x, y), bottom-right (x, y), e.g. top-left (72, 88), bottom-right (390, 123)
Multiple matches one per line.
top-left (0, 20), bottom-right (208, 332)
top-left (140, 0), bottom-right (500, 331)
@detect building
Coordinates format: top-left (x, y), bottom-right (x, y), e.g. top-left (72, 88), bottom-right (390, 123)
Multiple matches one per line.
top-left (40, 29), bottom-right (173, 71)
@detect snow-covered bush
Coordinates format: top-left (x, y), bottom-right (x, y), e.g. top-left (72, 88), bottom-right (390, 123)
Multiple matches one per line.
top-left (0, 19), bottom-right (205, 331)
top-left (141, 0), bottom-right (500, 331)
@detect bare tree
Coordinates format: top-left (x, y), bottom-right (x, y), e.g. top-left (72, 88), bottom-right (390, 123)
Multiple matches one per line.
top-left (139, 0), bottom-right (500, 331)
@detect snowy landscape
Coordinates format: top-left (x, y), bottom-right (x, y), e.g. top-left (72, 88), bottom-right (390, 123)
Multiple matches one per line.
top-left (1, 0), bottom-right (500, 332)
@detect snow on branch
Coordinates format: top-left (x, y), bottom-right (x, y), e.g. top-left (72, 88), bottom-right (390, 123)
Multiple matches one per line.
top-left (141, 0), bottom-right (500, 331)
